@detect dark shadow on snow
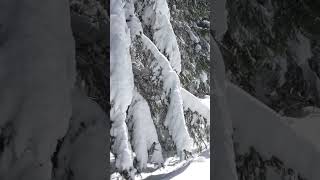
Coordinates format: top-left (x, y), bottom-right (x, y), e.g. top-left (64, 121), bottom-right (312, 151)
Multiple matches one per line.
top-left (144, 161), bottom-right (191, 180)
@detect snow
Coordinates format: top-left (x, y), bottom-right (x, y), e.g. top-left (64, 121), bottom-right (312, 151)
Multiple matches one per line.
top-left (287, 31), bottom-right (320, 98)
top-left (141, 34), bottom-right (193, 153)
top-left (181, 88), bottom-right (210, 122)
top-left (0, 0), bottom-right (75, 179)
top-left (137, 149), bottom-right (210, 180)
top-left (195, 44), bottom-right (202, 53)
top-left (283, 107), bottom-right (320, 149)
top-left (142, 0), bottom-right (182, 74)
top-left (226, 82), bottom-right (320, 180)
top-left (52, 89), bottom-right (107, 180)
top-left (200, 71), bottom-right (208, 82)
top-left (186, 25), bottom-right (200, 43)
top-left (274, 56), bottom-right (287, 86)
top-left (288, 31), bottom-right (312, 66)
top-left (128, 89), bottom-right (164, 169)
top-left (124, 0), bottom-right (143, 37)
top-left (110, 0), bottom-right (134, 171)
top-left (110, 0), bottom-right (134, 113)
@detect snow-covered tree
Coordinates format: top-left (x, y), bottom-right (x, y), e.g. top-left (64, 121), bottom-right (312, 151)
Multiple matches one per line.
top-left (127, 89), bottom-right (164, 170)
top-left (138, 0), bottom-right (182, 74)
top-left (110, 0), bottom-right (210, 178)
top-left (216, 0), bottom-right (320, 179)
top-left (110, 0), bottom-right (135, 176)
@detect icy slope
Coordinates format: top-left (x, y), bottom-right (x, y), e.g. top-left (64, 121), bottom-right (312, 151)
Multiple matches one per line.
top-left (226, 82), bottom-right (320, 179)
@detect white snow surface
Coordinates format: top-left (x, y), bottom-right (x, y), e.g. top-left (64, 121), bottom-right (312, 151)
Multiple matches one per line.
top-left (284, 106), bottom-right (320, 150)
top-left (110, 0), bottom-right (134, 171)
top-left (181, 88), bottom-right (210, 123)
top-left (128, 89), bottom-right (164, 169)
top-left (110, 0), bottom-right (134, 114)
top-left (129, 149), bottom-right (210, 180)
top-left (124, 0), bottom-right (143, 37)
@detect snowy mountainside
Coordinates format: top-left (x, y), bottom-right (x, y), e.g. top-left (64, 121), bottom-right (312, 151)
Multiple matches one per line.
top-left (110, 0), bottom-right (210, 178)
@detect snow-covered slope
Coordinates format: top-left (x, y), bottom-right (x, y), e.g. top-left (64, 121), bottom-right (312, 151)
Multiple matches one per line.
top-left (284, 107), bottom-right (320, 150)
top-left (226, 82), bottom-right (320, 179)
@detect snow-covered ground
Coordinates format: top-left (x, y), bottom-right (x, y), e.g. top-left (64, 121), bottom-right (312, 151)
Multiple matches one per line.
top-left (111, 149), bottom-right (210, 180)
top-left (283, 107), bottom-right (320, 150)
top-left (226, 82), bottom-right (320, 179)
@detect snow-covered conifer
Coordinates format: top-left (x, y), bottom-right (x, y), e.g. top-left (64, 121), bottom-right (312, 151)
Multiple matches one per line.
top-left (110, 0), bottom-right (134, 172)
